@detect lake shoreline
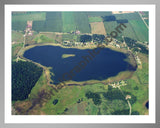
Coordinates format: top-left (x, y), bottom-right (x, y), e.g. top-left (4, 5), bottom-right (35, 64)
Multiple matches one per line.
top-left (19, 43), bottom-right (137, 89)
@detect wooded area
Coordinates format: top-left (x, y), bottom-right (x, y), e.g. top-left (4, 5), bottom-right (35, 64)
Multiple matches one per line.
top-left (12, 61), bottom-right (43, 101)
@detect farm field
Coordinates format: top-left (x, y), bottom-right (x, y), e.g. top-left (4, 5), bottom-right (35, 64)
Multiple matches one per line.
top-left (12, 12), bottom-right (46, 31)
top-left (104, 13), bottom-right (148, 42)
top-left (114, 12), bottom-right (142, 20)
top-left (74, 12), bottom-right (91, 33)
top-left (12, 12), bottom-right (46, 22)
top-left (34, 12), bottom-right (63, 32)
top-left (12, 21), bottom-right (27, 31)
top-left (129, 20), bottom-right (148, 42)
top-left (12, 31), bottom-right (24, 43)
top-left (90, 22), bottom-right (106, 35)
top-left (87, 11), bottom-right (112, 17)
top-left (62, 12), bottom-right (76, 32)
top-left (88, 16), bottom-right (102, 23)
top-left (103, 21), bottom-right (118, 34)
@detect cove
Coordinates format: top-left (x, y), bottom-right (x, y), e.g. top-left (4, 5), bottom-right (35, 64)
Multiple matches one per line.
top-left (23, 45), bottom-right (136, 84)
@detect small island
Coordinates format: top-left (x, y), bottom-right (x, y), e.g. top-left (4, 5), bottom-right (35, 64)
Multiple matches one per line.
top-left (62, 54), bottom-right (75, 59)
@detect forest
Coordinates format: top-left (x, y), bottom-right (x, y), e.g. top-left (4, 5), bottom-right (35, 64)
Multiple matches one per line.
top-left (12, 61), bottom-right (43, 101)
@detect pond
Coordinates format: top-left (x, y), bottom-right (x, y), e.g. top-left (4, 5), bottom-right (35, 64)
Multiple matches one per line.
top-left (23, 45), bottom-right (136, 84)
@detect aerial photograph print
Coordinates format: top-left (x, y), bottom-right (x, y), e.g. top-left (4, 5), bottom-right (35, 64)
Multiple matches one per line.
top-left (11, 11), bottom-right (149, 115)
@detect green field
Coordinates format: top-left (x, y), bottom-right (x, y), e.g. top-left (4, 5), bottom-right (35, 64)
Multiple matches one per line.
top-left (121, 56), bottom-right (148, 114)
top-left (12, 31), bottom-right (24, 43)
top-left (104, 21), bottom-right (118, 34)
top-left (29, 71), bottom-right (47, 99)
top-left (33, 34), bottom-right (55, 43)
top-left (33, 12), bottom-right (63, 32)
top-left (12, 21), bottom-right (27, 31)
top-left (88, 17), bottom-right (102, 23)
top-left (129, 20), bottom-right (148, 42)
top-left (45, 12), bottom-right (63, 32)
top-left (42, 83), bottom-right (108, 115)
top-left (62, 12), bottom-right (76, 32)
top-left (86, 11), bottom-right (112, 17)
top-left (62, 34), bottom-right (80, 42)
top-left (74, 12), bottom-right (91, 33)
top-left (12, 43), bottom-right (23, 60)
top-left (12, 12), bottom-right (46, 31)
top-left (12, 12), bottom-right (46, 22)
top-left (144, 19), bottom-right (149, 26)
top-left (104, 18), bottom-right (148, 42)
top-left (114, 12), bottom-right (142, 20)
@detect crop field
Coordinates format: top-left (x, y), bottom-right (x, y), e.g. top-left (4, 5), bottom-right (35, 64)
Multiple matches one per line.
top-left (12, 12), bottom-right (91, 33)
top-left (74, 12), bottom-right (91, 33)
top-left (12, 12), bottom-right (46, 22)
top-left (12, 21), bottom-right (26, 31)
top-left (41, 12), bottom-right (62, 32)
top-left (33, 12), bottom-right (63, 32)
top-left (62, 12), bottom-right (76, 32)
top-left (114, 12), bottom-right (142, 20)
top-left (88, 16), bottom-right (102, 23)
top-left (86, 11), bottom-right (112, 17)
top-left (104, 13), bottom-right (148, 42)
top-left (129, 20), bottom-right (148, 42)
top-left (103, 21), bottom-right (137, 41)
top-left (12, 12), bottom-right (46, 31)
top-left (104, 21), bottom-right (118, 34)
top-left (12, 31), bottom-right (24, 43)
top-left (90, 22), bottom-right (106, 35)
top-left (118, 22), bottom-right (141, 41)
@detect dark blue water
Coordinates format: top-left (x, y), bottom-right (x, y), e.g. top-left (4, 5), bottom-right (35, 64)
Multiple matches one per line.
top-left (24, 45), bottom-right (135, 84)
top-left (145, 101), bottom-right (149, 109)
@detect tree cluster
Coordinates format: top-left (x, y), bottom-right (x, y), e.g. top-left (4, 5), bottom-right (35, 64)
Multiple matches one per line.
top-left (12, 61), bottom-right (43, 101)
top-left (102, 15), bottom-right (116, 22)
top-left (124, 37), bottom-right (148, 54)
top-left (85, 91), bottom-right (102, 105)
top-left (80, 35), bottom-right (92, 43)
top-left (92, 34), bottom-right (105, 43)
top-left (116, 19), bottom-right (128, 23)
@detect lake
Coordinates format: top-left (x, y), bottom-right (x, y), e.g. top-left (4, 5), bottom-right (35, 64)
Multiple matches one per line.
top-left (23, 45), bottom-right (136, 84)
